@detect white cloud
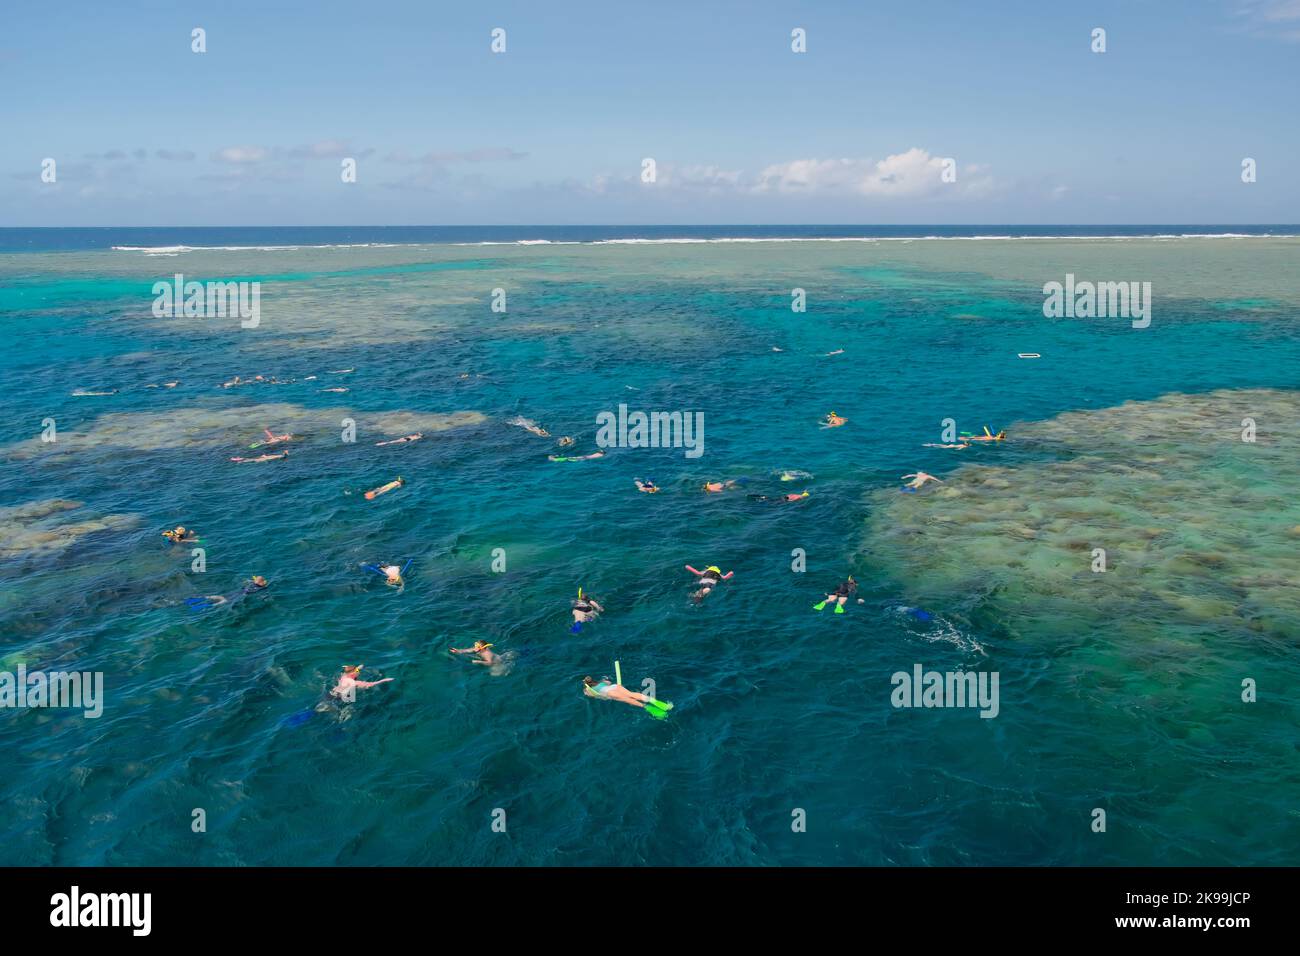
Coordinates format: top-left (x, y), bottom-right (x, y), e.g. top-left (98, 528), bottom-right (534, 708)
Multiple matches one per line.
top-left (212, 146), bottom-right (269, 164)
top-left (592, 148), bottom-right (994, 201)
top-left (386, 147), bottom-right (528, 164)
top-left (754, 148), bottom-right (988, 198)
top-left (1233, 0), bottom-right (1300, 40)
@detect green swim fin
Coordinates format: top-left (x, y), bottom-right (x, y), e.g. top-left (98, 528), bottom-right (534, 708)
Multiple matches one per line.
top-left (647, 698), bottom-right (673, 711)
top-left (644, 703), bottom-right (669, 720)
top-left (834, 603), bottom-right (845, 614)
top-left (813, 601), bottom-right (827, 611)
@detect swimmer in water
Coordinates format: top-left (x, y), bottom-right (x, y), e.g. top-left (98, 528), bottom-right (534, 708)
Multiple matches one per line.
top-left (571, 591), bottom-right (604, 632)
top-left (581, 675), bottom-right (658, 710)
top-left (364, 477), bottom-right (404, 500)
top-left (187, 575), bottom-right (268, 609)
top-left (901, 471), bottom-right (943, 489)
top-left (813, 576), bottom-right (857, 613)
top-left (144, 381), bottom-right (180, 389)
top-left (330, 664), bottom-right (394, 700)
top-left (252, 427), bottom-right (293, 447)
top-left (549, 450), bottom-right (605, 462)
top-left (161, 525), bottom-right (199, 543)
top-left (822, 411), bottom-right (847, 428)
top-left (634, 478), bottom-right (660, 494)
top-left (372, 563), bottom-right (406, 588)
top-left (450, 641), bottom-right (501, 667)
top-left (749, 490), bottom-right (810, 503)
top-left (825, 348), bottom-right (845, 356)
top-left (556, 436), bottom-right (575, 447)
top-left (230, 451), bottom-right (288, 463)
top-left (923, 442), bottom-right (971, 450)
top-left (685, 564), bottom-right (733, 602)
top-left (375, 433), bottom-right (422, 446)
top-left (507, 416), bottom-right (550, 437)
top-left (702, 479), bottom-right (739, 493)
top-left (321, 387), bottom-right (349, 393)
top-left (962, 427), bottom-right (1007, 443)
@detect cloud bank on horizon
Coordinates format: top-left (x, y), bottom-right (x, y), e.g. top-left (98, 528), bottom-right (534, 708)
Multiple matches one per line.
top-left (1, 0), bottom-right (1297, 226)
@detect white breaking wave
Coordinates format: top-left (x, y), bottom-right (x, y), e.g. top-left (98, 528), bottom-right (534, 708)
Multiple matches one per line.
top-left (110, 233), bottom-right (1297, 254)
top-left (111, 243), bottom-right (405, 253)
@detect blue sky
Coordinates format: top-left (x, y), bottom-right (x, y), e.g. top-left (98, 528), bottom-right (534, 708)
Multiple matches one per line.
top-left (2, 0), bottom-right (1298, 225)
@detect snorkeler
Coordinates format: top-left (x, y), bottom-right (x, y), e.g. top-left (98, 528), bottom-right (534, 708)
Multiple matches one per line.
top-left (923, 442), bottom-right (971, 450)
top-left (450, 641), bottom-right (501, 667)
top-left (814, 576), bottom-right (857, 614)
top-left (822, 411), bottom-right (847, 428)
top-left (962, 427), bottom-right (1007, 443)
top-left (685, 564), bottom-right (733, 601)
top-left (570, 590), bottom-right (604, 633)
top-left (581, 675), bottom-right (664, 710)
top-left (330, 664), bottom-right (394, 700)
top-left (825, 348), bottom-right (845, 356)
top-left (507, 416), bottom-right (550, 437)
top-left (185, 575), bottom-right (268, 610)
top-left (549, 450), bottom-right (605, 462)
top-left (749, 491), bottom-right (810, 503)
top-left (230, 451), bottom-right (288, 463)
top-left (556, 436), bottom-right (575, 447)
top-left (321, 387), bottom-right (349, 393)
top-left (364, 477), bottom-right (404, 499)
top-left (702, 479), bottom-right (739, 493)
top-left (901, 471), bottom-right (943, 490)
top-left (375, 433), bottom-right (422, 446)
top-left (161, 525), bottom-right (199, 543)
top-left (253, 427), bottom-right (293, 446)
top-left (635, 478), bottom-right (660, 494)
top-left (362, 560), bottom-right (410, 588)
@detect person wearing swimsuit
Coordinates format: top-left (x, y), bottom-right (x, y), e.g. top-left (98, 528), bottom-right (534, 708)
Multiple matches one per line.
top-left (814, 575), bottom-right (857, 614)
top-left (685, 564), bottom-right (733, 602)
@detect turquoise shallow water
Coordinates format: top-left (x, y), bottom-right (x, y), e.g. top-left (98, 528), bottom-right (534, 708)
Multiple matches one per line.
top-left (1, 233), bottom-right (1298, 865)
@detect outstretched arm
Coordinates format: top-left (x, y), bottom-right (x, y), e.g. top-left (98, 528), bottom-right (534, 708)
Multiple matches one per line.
top-left (901, 474), bottom-right (916, 479)
top-left (721, 571), bottom-right (735, 580)
top-left (355, 678), bottom-right (394, 688)
top-left (684, 565), bottom-right (702, 576)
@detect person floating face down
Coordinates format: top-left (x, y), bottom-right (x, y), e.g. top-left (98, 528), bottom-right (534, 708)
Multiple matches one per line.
top-left (685, 564), bottom-right (734, 602)
top-left (581, 675), bottom-right (655, 710)
top-left (814, 576), bottom-right (857, 614)
top-left (450, 641), bottom-right (501, 666)
top-left (822, 411), bottom-right (847, 428)
top-left (570, 590), bottom-right (604, 632)
top-left (162, 525), bottom-right (199, 543)
top-left (330, 664), bottom-right (394, 701)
